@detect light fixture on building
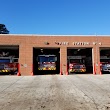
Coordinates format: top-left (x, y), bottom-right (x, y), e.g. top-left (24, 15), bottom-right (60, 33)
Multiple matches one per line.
top-left (93, 42), bottom-right (96, 45)
top-left (99, 42), bottom-right (102, 45)
top-left (44, 42), bottom-right (49, 45)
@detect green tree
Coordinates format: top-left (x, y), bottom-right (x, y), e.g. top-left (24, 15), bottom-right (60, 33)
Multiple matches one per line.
top-left (0, 24), bottom-right (9, 34)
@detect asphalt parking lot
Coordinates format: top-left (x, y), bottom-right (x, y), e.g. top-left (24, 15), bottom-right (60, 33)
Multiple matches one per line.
top-left (0, 74), bottom-right (110, 110)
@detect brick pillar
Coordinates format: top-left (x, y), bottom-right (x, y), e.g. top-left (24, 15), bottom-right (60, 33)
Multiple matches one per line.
top-left (19, 44), bottom-right (26, 75)
top-left (19, 40), bottom-right (33, 76)
top-left (25, 44), bottom-right (33, 76)
top-left (92, 46), bottom-right (100, 74)
top-left (60, 47), bottom-right (67, 75)
top-left (97, 47), bottom-right (101, 74)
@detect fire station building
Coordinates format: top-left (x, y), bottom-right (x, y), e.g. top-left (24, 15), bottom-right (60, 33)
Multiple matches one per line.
top-left (0, 34), bottom-right (110, 76)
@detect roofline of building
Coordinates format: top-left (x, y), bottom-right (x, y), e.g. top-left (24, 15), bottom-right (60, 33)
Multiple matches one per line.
top-left (0, 34), bottom-right (110, 37)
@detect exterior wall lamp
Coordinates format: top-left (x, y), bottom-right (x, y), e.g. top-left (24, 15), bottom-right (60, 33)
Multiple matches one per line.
top-left (93, 42), bottom-right (97, 45)
top-left (44, 42), bottom-right (49, 45)
top-left (99, 42), bottom-right (102, 45)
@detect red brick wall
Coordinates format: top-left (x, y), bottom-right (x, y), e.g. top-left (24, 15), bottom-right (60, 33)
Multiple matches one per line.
top-left (0, 35), bottom-right (110, 75)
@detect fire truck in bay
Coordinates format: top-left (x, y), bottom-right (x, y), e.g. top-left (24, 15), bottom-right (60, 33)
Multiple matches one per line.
top-left (67, 56), bottom-right (86, 73)
top-left (0, 57), bottom-right (18, 74)
top-left (37, 55), bottom-right (57, 70)
top-left (100, 56), bottom-right (110, 72)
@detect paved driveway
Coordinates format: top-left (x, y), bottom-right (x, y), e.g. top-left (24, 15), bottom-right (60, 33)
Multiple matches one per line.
top-left (0, 75), bottom-right (110, 110)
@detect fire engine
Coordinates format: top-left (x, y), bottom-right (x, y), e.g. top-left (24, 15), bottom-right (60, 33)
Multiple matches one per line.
top-left (100, 56), bottom-right (110, 72)
top-left (37, 55), bottom-right (57, 70)
top-left (67, 56), bottom-right (86, 73)
top-left (0, 57), bottom-right (18, 74)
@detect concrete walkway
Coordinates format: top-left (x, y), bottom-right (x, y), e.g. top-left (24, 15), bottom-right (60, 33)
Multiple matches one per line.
top-left (0, 75), bottom-right (110, 110)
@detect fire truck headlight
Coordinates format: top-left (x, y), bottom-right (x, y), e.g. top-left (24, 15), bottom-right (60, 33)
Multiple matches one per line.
top-left (43, 68), bottom-right (46, 70)
top-left (69, 69), bottom-right (72, 72)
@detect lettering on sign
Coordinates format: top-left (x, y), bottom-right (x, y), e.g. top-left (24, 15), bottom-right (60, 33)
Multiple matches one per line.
top-left (55, 41), bottom-right (69, 45)
top-left (73, 42), bottom-right (90, 45)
